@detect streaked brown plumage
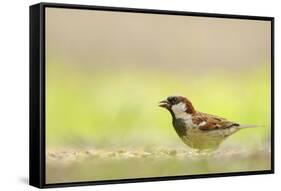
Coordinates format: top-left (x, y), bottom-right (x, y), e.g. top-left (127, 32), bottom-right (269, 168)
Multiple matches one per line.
top-left (159, 96), bottom-right (256, 151)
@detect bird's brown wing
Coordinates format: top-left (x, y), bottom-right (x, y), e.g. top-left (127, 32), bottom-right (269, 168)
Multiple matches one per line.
top-left (192, 112), bottom-right (239, 130)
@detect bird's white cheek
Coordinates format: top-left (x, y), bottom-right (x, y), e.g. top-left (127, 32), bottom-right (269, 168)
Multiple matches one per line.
top-left (171, 102), bottom-right (190, 119)
top-left (171, 102), bottom-right (186, 114)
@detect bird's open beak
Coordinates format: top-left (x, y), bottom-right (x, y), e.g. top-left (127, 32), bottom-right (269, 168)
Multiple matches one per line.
top-left (158, 100), bottom-right (170, 108)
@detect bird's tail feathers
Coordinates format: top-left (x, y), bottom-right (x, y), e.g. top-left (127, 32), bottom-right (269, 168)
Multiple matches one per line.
top-left (238, 124), bottom-right (264, 129)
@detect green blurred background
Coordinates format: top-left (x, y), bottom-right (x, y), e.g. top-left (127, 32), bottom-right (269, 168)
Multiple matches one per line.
top-left (45, 8), bottom-right (271, 183)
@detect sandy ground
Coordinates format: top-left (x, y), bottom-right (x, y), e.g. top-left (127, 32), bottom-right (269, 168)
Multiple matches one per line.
top-left (46, 146), bottom-right (271, 184)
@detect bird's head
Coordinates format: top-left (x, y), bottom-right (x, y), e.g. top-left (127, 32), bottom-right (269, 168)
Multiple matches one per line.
top-left (159, 96), bottom-right (196, 117)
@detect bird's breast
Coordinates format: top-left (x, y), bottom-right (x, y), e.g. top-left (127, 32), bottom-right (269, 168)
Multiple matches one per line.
top-left (172, 117), bottom-right (231, 150)
top-left (172, 118), bottom-right (196, 137)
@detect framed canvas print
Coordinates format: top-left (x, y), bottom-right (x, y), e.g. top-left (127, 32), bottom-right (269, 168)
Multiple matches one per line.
top-left (29, 2), bottom-right (274, 188)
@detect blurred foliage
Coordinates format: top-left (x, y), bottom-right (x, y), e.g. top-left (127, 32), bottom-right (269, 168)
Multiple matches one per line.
top-left (45, 58), bottom-right (271, 184)
top-left (46, 59), bottom-right (271, 148)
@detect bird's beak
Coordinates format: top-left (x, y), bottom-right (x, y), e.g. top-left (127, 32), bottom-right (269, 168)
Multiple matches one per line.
top-left (158, 100), bottom-right (170, 108)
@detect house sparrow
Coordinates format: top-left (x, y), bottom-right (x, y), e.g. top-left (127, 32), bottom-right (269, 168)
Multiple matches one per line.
top-left (159, 96), bottom-right (256, 151)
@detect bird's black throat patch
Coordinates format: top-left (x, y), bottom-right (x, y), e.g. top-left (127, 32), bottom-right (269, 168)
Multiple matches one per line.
top-left (172, 118), bottom-right (187, 136)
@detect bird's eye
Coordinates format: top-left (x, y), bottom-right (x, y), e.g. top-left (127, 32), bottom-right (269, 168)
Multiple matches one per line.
top-left (168, 96), bottom-right (177, 104)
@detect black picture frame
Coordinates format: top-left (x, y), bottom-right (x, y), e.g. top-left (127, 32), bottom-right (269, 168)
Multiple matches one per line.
top-left (29, 2), bottom-right (275, 189)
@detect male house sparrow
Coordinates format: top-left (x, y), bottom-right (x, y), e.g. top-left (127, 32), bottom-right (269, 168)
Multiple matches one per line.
top-left (159, 96), bottom-right (256, 151)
